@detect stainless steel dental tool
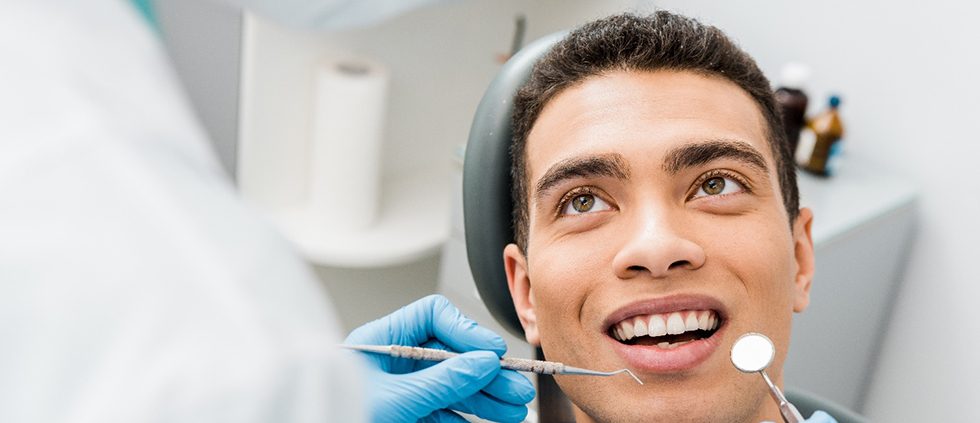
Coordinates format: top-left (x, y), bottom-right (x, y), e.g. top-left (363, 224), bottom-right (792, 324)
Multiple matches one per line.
top-left (730, 333), bottom-right (805, 423)
top-left (342, 344), bottom-right (643, 385)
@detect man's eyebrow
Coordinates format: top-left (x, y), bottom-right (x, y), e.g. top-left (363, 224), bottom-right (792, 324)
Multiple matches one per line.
top-left (534, 153), bottom-right (631, 199)
top-left (662, 139), bottom-right (770, 175)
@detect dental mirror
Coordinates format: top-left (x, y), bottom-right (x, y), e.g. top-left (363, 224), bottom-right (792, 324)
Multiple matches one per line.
top-left (731, 332), bottom-right (775, 373)
top-left (730, 332), bottom-right (805, 423)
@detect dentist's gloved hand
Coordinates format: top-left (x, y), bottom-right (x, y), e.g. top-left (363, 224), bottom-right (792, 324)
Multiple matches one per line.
top-left (804, 410), bottom-right (839, 423)
top-left (344, 295), bottom-right (535, 423)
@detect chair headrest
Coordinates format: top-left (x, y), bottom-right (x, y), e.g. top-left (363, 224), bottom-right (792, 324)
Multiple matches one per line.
top-left (462, 32), bottom-right (565, 338)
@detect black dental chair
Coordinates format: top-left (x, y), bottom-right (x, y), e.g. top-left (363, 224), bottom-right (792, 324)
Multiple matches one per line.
top-left (461, 32), bottom-right (869, 423)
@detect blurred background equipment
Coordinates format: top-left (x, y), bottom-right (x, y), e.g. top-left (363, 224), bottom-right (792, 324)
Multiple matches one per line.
top-left (798, 95), bottom-right (845, 177)
top-left (775, 62), bottom-right (811, 155)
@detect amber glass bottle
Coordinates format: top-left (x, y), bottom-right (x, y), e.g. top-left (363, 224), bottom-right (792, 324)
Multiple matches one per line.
top-left (800, 96), bottom-right (844, 176)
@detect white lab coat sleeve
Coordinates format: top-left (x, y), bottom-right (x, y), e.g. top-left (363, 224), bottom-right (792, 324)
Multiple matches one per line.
top-left (0, 1), bottom-right (365, 422)
top-left (217, 0), bottom-right (452, 30)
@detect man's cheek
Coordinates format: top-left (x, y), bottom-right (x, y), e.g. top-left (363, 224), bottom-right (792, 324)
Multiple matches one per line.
top-left (530, 251), bottom-right (593, 326)
top-left (715, 223), bottom-right (793, 276)
top-left (533, 243), bottom-right (597, 286)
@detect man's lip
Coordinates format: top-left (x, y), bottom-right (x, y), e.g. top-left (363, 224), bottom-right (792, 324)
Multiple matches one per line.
top-left (602, 294), bottom-right (729, 373)
top-left (607, 321), bottom-right (727, 373)
top-left (601, 294), bottom-right (728, 333)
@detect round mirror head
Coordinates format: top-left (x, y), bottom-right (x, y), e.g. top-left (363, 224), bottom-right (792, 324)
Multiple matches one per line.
top-left (731, 332), bottom-right (776, 373)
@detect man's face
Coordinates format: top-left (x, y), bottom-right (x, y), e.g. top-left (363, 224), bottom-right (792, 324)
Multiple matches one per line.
top-left (504, 70), bottom-right (815, 422)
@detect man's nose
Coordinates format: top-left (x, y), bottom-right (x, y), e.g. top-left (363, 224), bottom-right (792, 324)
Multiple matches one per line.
top-left (611, 210), bottom-right (706, 280)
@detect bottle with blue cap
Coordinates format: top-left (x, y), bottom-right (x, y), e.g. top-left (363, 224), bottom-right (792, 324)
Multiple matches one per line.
top-left (799, 95), bottom-right (844, 176)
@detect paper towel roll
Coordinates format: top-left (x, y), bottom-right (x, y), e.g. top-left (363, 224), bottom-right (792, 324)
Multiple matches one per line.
top-left (309, 59), bottom-right (389, 232)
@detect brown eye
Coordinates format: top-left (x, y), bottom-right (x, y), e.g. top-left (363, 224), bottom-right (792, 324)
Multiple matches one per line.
top-left (571, 194), bottom-right (596, 212)
top-left (702, 177), bottom-right (726, 195)
top-left (560, 190), bottom-right (613, 215)
top-left (692, 174), bottom-right (745, 199)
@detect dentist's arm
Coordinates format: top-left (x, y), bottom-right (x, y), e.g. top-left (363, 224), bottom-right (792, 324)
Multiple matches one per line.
top-left (217, 0), bottom-right (451, 30)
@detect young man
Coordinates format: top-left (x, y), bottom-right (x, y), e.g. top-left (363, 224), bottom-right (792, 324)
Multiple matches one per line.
top-left (502, 12), bottom-right (833, 422)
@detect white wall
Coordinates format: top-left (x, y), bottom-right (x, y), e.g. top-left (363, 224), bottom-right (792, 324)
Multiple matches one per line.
top-left (653, 1), bottom-right (980, 420)
top-left (273, 0), bottom-right (655, 330)
top-left (157, 0), bottom-right (242, 175)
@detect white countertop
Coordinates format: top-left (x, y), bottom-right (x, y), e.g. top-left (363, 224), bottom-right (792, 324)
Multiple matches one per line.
top-left (798, 155), bottom-right (919, 247)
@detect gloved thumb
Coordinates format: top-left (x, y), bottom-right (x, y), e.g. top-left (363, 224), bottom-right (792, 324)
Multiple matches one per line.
top-left (394, 350), bottom-right (501, 415)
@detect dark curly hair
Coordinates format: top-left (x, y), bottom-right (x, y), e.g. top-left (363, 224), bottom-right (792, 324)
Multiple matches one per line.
top-left (509, 11), bottom-right (798, 252)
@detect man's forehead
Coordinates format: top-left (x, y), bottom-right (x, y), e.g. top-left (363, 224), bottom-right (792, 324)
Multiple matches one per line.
top-left (524, 70), bottom-right (776, 184)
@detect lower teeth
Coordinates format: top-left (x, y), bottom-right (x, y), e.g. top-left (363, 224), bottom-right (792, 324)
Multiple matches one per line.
top-left (657, 340), bottom-right (692, 349)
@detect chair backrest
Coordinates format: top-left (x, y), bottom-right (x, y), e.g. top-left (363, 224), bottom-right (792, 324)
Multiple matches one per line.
top-left (462, 31), bottom-right (564, 338)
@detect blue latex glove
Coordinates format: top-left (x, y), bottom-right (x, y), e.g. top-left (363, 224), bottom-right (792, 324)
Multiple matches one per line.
top-left (344, 295), bottom-right (536, 423)
top-left (804, 410), bottom-right (839, 423)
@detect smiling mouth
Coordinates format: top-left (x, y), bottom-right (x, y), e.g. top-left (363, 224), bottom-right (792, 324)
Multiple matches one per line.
top-left (609, 310), bottom-right (722, 349)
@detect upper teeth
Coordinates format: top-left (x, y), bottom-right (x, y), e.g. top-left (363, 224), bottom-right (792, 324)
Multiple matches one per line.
top-left (611, 310), bottom-right (719, 342)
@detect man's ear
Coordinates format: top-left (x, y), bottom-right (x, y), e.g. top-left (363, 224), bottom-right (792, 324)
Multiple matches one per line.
top-left (792, 207), bottom-right (816, 313)
top-left (504, 243), bottom-right (540, 346)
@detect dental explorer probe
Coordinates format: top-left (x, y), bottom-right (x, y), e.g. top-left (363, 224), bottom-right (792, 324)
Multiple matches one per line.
top-left (730, 333), bottom-right (805, 423)
top-left (342, 344), bottom-right (643, 385)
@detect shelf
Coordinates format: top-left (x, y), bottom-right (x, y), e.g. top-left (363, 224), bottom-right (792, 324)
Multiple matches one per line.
top-left (797, 155), bottom-right (919, 247)
top-left (269, 170), bottom-right (450, 268)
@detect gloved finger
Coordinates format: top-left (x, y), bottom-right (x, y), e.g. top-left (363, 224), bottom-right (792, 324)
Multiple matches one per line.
top-left (407, 339), bottom-right (452, 371)
top-left (395, 350), bottom-right (501, 413)
top-left (408, 345), bottom-right (529, 422)
top-left (414, 340), bottom-right (534, 406)
top-left (805, 410), bottom-right (839, 423)
top-left (384, 339), bottom-right (458, 375)
top-left (344, 300), bottom-right (465, 373)
top-left (345, 295), bottom-right (506, 356)
top-left (480, 369), bottom-right (536, 405)
top-left (449, 391), bottom-right (529, 423)
top-left (340, 328), bottom-right (402, 373)
top-left (419, 409), bottom-right (468, 423)
top-left (385, 295), bottom-right (506, 355)
top-left (343, 298), bottom-right (438, 347)
top-left (425, 295), bottom-right (508, 355)
top-left (360, 338), bottom-right (487, 377)
top-left (368, 339), bottom-right (450, 375)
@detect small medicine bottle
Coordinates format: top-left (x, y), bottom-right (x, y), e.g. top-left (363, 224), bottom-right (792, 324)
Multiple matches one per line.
top-left (798, 95), bottom-right (844, 177)
top-left (774, 63), bottom-right (810, 155)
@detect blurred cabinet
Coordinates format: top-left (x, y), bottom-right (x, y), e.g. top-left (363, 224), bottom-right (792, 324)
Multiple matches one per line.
top-left (788, 157), bottom-right (917, 411)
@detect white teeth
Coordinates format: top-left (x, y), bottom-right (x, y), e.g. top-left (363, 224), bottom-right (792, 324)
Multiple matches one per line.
top-left (648, 315), bottom-right (667, 337)
top-left (657, 340), bottom-right (692, 350)
top-left (611, 309), bottom-right (721, 342)
top-left (621, 320), bottom-right (635, 340)
top-left (633, 317), bottom-right (648, 337)
top-left (666, 312), bottom-right (685, 335)
top-left (684, 313), bottom-right (699, 331)
top-left (697, 311), bottom-right (710, 330)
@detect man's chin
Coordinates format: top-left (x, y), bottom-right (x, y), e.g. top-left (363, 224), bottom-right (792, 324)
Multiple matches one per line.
top-left (566, 392), bottom-right (733, 423)
top-left (555, 364), bottom-right (771, 423)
